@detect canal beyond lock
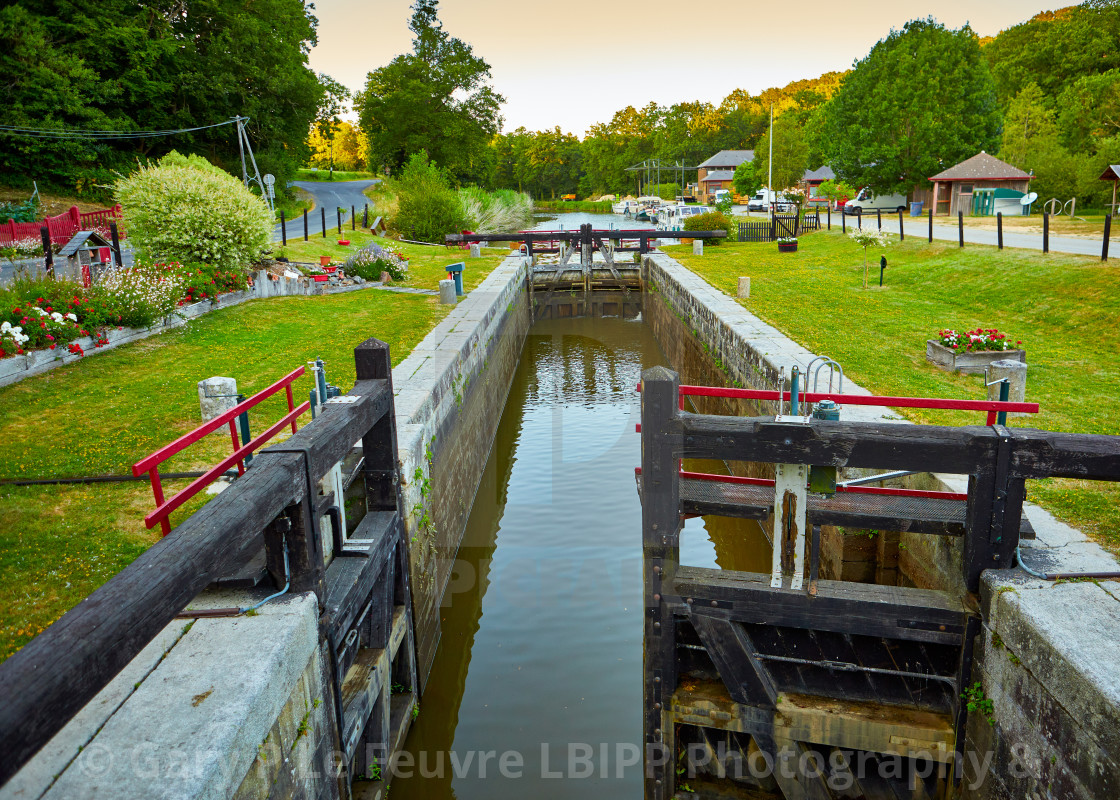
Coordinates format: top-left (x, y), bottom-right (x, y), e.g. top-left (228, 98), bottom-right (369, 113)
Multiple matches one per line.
top-left (392, 314), bottom-right (770, 799)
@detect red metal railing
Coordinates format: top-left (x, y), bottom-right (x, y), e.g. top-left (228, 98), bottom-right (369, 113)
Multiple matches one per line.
top-left (132, 366), bottom-right (309, 535)
top-left (0, 204), bottom-right (125, 245)
top-left (677, 384), bottom-right (1039, 425)
top-left (635, 380), bottom-right (1040, 502)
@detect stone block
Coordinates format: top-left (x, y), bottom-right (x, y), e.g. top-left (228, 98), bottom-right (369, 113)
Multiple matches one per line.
top-left (985, 359), bottom-right (1029, 417)
top-left (439, 279), bottom-right (457, 305)
top-left (469, 243), bottom-right (481, 258)
top-left (199, 376), bottom-right (239, 427)
top-left (692, 239), bottom-right (703, 256)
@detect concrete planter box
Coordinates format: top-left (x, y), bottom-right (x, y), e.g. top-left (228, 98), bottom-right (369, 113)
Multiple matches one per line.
top-left (926, 340), bottom-right (1026, 374)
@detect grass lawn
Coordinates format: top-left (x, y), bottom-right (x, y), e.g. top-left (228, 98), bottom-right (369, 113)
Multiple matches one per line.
top-left (662, 231), bottom-right (1120, 555)
top-left (273, 186), bottom-right (314, 220)
top-left (293, 169), bottom-right (380, 182)
top-left (0, 251), bottom-right (508, 660)
top-left (277, 228), bottom-right (511, 292)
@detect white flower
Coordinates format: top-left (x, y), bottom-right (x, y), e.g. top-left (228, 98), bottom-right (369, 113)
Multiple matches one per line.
top-left (65, 313), bottom-right (77, 322)
top-left (33, 307), bottom-right (47, 317)
top-left (0, 322), bottom-right (10, 333)
top-left (51, 312), bottom-right (64, 323)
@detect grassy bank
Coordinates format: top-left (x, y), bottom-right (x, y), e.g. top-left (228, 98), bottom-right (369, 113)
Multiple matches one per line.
top-left (276, 229), bottom-right (510, 291)
top-left (0, 242), bottom-right (510, 659)
top-left (662, 231), bottom-right (1120, 554)
top-left (294, 169), bottom-right (380, 182)
top-left (534, 199), bottom-right (613, 214)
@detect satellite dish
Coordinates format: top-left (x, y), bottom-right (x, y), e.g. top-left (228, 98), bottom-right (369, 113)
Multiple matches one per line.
top-left (1020, 192), bottom-right (1038, 206)
top-left (262, 173), bottom-right (276, 186)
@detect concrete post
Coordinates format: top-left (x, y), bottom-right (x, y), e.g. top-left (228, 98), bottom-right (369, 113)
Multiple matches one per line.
top-left (692, 239), bottom-right (703, 256)
top-left (985, 360), bottom-right (1028, 417)
top-left (469, 243), bottom-right (481, 258)
top-left (737, 277), bottom-right (750, 299)
top-left (198, 377), bottom-right (238, 432)
top-left (439, 279), bottom-right (457, 305)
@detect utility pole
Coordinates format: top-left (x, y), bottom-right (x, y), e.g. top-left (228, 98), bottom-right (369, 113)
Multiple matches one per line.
top-left (234, 116), bottom-right (249, 187)
top-left (768, 104), bottom-right (774, 223)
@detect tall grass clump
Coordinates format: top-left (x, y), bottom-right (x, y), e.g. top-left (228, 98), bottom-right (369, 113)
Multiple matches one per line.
top-left (459, 187), bottom-right (533, 234)
top-left (115, 151), bottom-right (272, 269)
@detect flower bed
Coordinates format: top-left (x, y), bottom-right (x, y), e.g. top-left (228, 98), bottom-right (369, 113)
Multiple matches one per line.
top-left (0, 262), bottom-right (250, 359)
top-left (927, 328), bottom-right (1025, 374)
top-left (343, 242), bottom-right (409, 282)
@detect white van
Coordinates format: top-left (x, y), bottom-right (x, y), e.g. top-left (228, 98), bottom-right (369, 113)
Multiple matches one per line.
top-left (843, 187), bottom-right (908, 215)
top-left (746, 189), bottom-right (793, 213)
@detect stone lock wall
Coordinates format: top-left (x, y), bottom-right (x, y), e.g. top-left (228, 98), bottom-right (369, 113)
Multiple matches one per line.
top-left (390, 254), bottom-right (531, 687)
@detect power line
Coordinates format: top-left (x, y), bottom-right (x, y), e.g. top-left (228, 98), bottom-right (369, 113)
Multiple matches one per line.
top-left (0, 119), bottom-right (239, 140)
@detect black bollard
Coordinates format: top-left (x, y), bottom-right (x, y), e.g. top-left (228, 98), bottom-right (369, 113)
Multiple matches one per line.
top-left (109, 221), bottom-right (123, 266)
top-left (363, 203), bottom-right (369, 228)
top-left (280, 211), bottom-right (287, 246)
top-left (303, 209), bottom-right (308, 241)
top-left (898, 209), bottom-right (904, 241)
top-left (958, 211), bottom-right (964, 248)
top-left (928, 208), bottom-right (933, 243)
top-left (321, 207), bottom-right (326, 238)
top-left (876, 208), bottom-right (881, 230)
top-left (1103, 214), bottom-right (1111, 262)
top-left (351, 205), bottom-right (355, 231)
top-left (40, 226), bottom-right (53, 276)
top-left (1043, 213), bottom-right (1049, 253)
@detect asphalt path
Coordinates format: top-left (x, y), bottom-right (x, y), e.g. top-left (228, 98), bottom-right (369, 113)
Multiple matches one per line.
top-left (274, 179), bottom-right (379, 243)
top-left (828, 209), bottom-right (1114, 258)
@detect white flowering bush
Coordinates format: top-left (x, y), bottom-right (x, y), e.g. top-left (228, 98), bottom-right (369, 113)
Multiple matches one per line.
top-left (344, 243), bottom-right (409, 282)
top-left (0, 237), bottom-right (45, 264)
top-left (94, 265), bottom-right (185, 328)
top-left (848, 228), bottom-right (892, 288)
top-left (115, 151), bottom-right (273, 269)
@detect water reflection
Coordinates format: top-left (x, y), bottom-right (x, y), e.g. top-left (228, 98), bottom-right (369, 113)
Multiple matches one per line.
top-left (392, 316), bottom-right (768, 799)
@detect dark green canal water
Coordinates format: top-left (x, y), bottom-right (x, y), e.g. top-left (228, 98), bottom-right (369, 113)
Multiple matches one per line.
top-left (391, 315), bottom-right (769, 799)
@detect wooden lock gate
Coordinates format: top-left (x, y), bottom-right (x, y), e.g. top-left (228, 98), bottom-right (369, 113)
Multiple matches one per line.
top-left (637, 366), bottom-right (1120, 800)
top-left (0, 338), bottom-right (419, 798)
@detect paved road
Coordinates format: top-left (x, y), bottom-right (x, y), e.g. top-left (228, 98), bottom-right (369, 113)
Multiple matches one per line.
top-left (830, 210), bottom-right (1115, 258)
top-left (274, 179), bottom-right (379, 243)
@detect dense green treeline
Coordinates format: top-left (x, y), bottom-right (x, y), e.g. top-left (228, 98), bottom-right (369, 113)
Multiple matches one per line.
top-left (0, 0), bottom-right (325, 201)
top-left (356, 0), bottom-right (1118, 206)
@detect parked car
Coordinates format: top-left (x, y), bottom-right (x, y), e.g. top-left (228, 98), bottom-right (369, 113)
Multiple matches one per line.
top-left (710, 189), bottom-right (732, 206)
top-left (842, 187), bottom-right (907, 215)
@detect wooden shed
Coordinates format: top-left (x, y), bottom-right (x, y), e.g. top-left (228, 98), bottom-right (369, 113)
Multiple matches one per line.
top-left (923, 152), bottom-right (1032, 216)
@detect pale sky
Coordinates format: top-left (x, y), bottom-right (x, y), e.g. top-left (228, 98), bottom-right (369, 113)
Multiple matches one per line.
top-left (309, 0), bottom-right (1061, 137)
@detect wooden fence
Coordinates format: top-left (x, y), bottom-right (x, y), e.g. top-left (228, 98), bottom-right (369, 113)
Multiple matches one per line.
top-left (737, 211), bottom-right (822, 242)
top-left (0, 204), bottom-right (125, 245)
top-left (0, 338), bottom-right (418, 794)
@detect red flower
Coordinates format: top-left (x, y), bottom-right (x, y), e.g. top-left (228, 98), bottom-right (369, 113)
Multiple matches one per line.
top-left (49, 344), bottom-right (56, 350)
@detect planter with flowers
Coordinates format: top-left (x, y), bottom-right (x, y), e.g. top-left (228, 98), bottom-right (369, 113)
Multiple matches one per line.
top-left (926, 328), bottom-right (1025, 374)
top-left (777, 237), bottom-right (798, 253)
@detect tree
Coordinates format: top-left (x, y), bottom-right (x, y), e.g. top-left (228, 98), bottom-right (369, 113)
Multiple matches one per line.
top-left (815, 178), bottom-right (854, 207)
top-left (999, 83), bottom-right (1080, 201)
top-left (314, 74), bottom-right (351, 178)
top-left (847, 229), bottom-right (892, 289)
top-left (754, 114), bottom-right (810, 190)
top-left (821, 18), bottom-right (1001, 197)
top-left (0, 0), bottom-right (323, 199)
top-left (357, 0), bottom-right (504, 181)
top-left (732, 159), bottom-right (761, 197)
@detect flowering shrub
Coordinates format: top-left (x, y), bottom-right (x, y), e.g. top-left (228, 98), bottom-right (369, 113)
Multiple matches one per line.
top-left (776, 237), bottom-right (798, 244)
top-left (847, 229), bottom-right (892, 248)
top-left (95, 265), bottom-right (185, 328)
top-left (344, 243), bottom-right (409, 282)
top-left (0, 238), bottom-right (44, 264)
top-left (116, 150), bottom-right (273, 269)
top-left (0, 306), bottom-right (83, 356)
top-left (937, 328), bottom-right (1023, 353)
